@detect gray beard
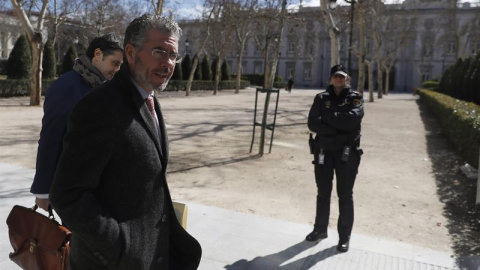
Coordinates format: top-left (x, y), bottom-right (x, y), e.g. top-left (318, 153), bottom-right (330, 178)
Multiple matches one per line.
top-left (133, 55), bottom-right (170, 91)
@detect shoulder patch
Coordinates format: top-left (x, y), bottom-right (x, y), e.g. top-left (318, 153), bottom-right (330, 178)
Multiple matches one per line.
top-left (352, 99), bottom-right (363, 107)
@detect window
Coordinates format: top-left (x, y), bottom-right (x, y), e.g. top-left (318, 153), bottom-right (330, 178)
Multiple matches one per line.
top-left (424, 18), bottom-right (434, 30)
top-left (288, 41), bottom-right (295, 53)
top-left (303, 63), bottom-right (312, 81)
top-left (422, 36), bottom-right (433, 57)
top-left (421, 66), bottom-right (432, 82)
top-left (254, 62), bottom-right (263, 74)
top-left (242, 61), bottom-right (247, 73)
top-left (448, 41), bottom-right (456, 54)
top-left (305, 40), bottom-right (314, 56)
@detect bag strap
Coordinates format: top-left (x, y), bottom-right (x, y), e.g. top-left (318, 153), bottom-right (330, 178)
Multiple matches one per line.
top-left (32, 204), bottom-right (56, 220)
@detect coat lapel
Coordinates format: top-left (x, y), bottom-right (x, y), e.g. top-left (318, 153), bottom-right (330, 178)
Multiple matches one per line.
top-left (132, 87), bottom-right (164, 160)
top-left (154, 97), bottom-right (169, 166)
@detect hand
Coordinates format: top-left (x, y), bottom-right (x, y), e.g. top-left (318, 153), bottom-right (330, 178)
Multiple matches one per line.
top-left (35, 197), bottom-right (50, 211)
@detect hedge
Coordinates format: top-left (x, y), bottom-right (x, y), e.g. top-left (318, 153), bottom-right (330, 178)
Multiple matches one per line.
top-left (421, 80), bottom-right (439, 90)
top-left (418, 89), bottom-right (480, 168)
top-left (0, 79), bottom-right (250, 97)
top-left (0, 79), bottom-right (56, 97)
top-left (164, 80), bottom-right (250, 91)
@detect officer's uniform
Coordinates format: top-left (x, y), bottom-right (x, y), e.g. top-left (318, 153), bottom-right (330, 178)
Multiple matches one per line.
top-left (307, 83), bottom-right (364, 244)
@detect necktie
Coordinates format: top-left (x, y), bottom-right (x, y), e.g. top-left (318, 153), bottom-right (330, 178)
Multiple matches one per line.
top-left (145, 96), bottom-right (158, 126)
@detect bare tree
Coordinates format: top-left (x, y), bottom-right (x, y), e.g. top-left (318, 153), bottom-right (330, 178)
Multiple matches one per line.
top-left (150, 0), bottom-right (166, 15)
top-left (205, 0), bottom-right (234, 95)
top-left (185, 6), bottom-right (215, 96)
top-left (319, 0), bottom-right (340, 67)
top-left (356, 0), bottom-right (365, 95)
top-left (252, 0), bottom-right (283, 89)
top-left (231, 0), bottom-right (258, 93)
top-left (267, 0), bottom-right (287, 89)
top-left (47, 0), bottom-right (85, 45)
top-left (11, 0), bottom-right (49, 106)
top-left (284, 11), bottom-right (307, 82)
top-left (380, 14), bottom-right (415, 94)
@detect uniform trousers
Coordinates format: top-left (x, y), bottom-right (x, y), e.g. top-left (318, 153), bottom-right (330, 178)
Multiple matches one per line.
top-left (313, 148), bottom-right (360, 242)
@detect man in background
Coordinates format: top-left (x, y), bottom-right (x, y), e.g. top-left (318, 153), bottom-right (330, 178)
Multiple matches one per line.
top-left (31, 33), bottom-right (123, 211)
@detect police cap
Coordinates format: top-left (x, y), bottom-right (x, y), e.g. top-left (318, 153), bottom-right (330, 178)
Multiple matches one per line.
top-left (330, 64), bottom-right (349, 77)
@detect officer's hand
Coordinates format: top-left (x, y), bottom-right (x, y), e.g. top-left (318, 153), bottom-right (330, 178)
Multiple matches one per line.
top-left (35, 197), bottom-right (50, 211)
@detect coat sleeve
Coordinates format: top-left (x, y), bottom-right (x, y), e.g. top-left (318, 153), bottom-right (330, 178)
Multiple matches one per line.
top-left (49, 92), bottom-right (124, 266)
top-left (321, 93), bottom-right (364, 132)
top-left (307, 94), bottom-right (337, 135)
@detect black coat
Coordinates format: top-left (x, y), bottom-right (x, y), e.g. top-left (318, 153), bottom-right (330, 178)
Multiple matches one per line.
top-left (50, 65), bottom-right (202, 270)
top-left (308, 86), bottom-right (364, 150)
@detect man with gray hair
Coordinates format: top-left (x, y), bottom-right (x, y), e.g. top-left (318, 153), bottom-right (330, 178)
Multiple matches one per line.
top-left (50, 14), bottom-right (202, 269)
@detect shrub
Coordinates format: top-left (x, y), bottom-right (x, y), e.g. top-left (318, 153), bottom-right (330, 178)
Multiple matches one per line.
top-left (211, 56), bottom-right (219, 81)
top-left (193, 53), bottom-right (202, 80)
top-left (438, 54), bottom-right (480, 104)
top-left (172, 62), bottom-right (182, 80)
top-left (0, 59), bottom-right (7, 75)
top-left (201, 55), bottom-right (211, 81)
top-left (181, 54), bottom-right (192, 80)
top-left (6, 35), bottom-right (31, 79)
top-left (221, 60), bottom-right (230, 81)
top-left (62, 45), bottom-right (77, 74)
top-left (42, 39), bottom-right (56, 79)
top-left (241, 74), bottom-right (285, 88)
top-left (418, 89), bottom-right (480, 168)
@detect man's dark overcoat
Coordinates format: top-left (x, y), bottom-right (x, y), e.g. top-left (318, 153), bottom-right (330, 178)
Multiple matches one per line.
top-left (50, 65), bottom-right (202, 270)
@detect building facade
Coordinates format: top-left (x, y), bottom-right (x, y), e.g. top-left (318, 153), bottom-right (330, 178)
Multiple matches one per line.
top-left (179, 0), bottom-right (479, 92)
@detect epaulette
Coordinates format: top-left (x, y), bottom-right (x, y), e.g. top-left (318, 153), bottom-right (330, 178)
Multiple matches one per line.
top-left (350, 90), bottom-right (362, 97)
top-left (318, 91), bottom-right (330, 99)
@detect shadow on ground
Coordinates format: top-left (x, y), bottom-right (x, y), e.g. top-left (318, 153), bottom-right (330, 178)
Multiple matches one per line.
top-left (416, 100), bottom-right (480, 268)
top-left (224, 241), bottom-right (338, 270)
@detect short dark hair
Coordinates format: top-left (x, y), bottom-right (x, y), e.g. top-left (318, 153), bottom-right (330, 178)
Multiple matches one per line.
top-left (85, 33), bottom-right (123, 60)
top-left (124, 14), bottom-right (182, 49)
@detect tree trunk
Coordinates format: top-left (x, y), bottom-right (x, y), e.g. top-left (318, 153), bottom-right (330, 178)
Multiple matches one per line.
top-left (235, 53), bottom-right (243, 94)
top-left (377, 59), bottom-right (383, 99)
top-left (365, 60), bottom-right (374, 102)
top-left (186, 55), bottom-right (199, 96)
top-left (357, 2), bottom-right (365, 95)
top-left (320, 0), bottom-right (340, 67)
top-left (30, 39), bottom-right (43, 106)
top-left (384, 66), bottom-right (390, 95)
top-left (268, 0), bottom-right (287, 89)
top-left (11, 0), bottom-right (48, 106)
top-left (214, 54), bottom-right (221, 95)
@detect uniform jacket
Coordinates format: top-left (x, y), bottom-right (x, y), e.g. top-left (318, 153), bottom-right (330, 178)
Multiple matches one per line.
top-left (308, 85), bottom-right (364, 151)
top-left (30, 71), bottom-right (92, 194)
top-left (49, 65), bottom-right (202, 269)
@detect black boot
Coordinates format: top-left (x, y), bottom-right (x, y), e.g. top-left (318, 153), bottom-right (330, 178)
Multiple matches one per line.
top-left (305, 230), bottom-right (328, 242)
top-left (337, 240), bottom-right (349, 252)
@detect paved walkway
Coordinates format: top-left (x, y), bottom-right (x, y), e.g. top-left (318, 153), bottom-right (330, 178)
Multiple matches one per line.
top-left (0, 162), bottom-right (462, 269)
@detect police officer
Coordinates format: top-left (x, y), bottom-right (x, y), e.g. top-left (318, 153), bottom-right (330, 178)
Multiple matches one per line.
top-left (305, 64), bottom-right (364, 253)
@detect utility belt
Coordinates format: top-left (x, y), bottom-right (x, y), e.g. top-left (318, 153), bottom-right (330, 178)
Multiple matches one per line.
top-left (309, 133), bottom-right (362, 163)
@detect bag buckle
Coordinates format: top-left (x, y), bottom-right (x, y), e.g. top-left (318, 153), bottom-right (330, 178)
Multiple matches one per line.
top-left (29, 241), bottom-right (36, 253)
